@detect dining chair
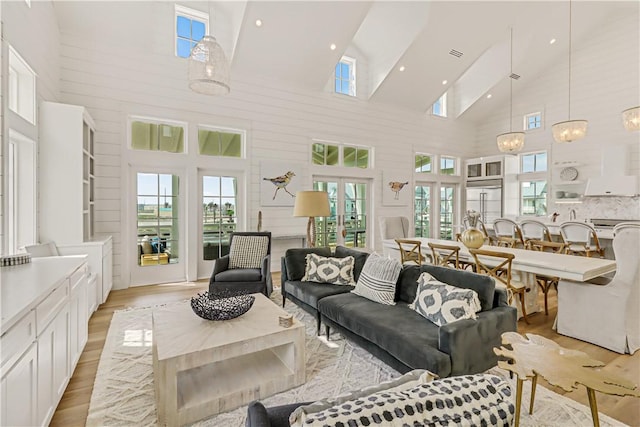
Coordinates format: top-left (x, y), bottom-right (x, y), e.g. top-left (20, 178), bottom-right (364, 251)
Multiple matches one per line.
top-left (558, 221), bottom-right (605, 258)
top-left (520, 219), bottom-right (552, 245)
top-left (427, 242), bottom-right (460, 269)
top-left (468, 248), bottom-right (531, 324)
top-left (526, 240), bottom-right (565, 315)
top-left (395, 239), bottom-right (425, 265)
top-left (380, 216), bottom-right (410, 240)
top-left (493, 218), bottom-right (525, 248)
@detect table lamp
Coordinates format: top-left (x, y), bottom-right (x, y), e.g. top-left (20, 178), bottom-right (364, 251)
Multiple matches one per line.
top-left (293, 191), bottom-right (330, 247)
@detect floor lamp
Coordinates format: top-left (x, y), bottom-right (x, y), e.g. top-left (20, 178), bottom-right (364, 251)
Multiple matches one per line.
top-left (293, 191), bottom-right (330, 247)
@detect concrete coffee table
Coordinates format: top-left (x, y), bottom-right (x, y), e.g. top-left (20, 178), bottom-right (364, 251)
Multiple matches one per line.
top-left (152, 293), bottom-right (305, 426)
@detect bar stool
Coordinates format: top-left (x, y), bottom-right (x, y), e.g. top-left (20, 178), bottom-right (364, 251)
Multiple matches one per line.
top-left (520, 219), bottom-right (552, 246)
top-left (493, 218), bottom-right (525, 248)
top-left (559, 222), bottom-right (605, 258)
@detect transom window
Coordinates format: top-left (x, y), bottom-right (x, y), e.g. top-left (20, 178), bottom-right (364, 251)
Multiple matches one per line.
top-left (432, 93), bottom-right (447, 118)
top-left (524, 112), bottom-right (542, 131)
top-left (415, 154), bottom-right (432, 173)
top-left (130, 118), bottom-right (186, 153)
top-left (440, 156), bottom-right (456, 175)
top-left (175, 5), bottom-right (208, 58)
top-left (312, 141), bottom-right (370, 168)
top-left (335, 56), bottom-right (356, 96)
top-left (198, 127), bottom-right (243, 158)
top-left (521, 152), bottom-right (547, 173)
top-left (8, 46), bottom-right (36, 124)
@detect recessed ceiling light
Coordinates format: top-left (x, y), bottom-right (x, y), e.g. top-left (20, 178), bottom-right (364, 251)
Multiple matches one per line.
top-left (550, 38), bottom-right (556, 45)
top-left (330, 43), bottom-right (336, 51)
top-left (486, 94), bottom-right (492, 99)
top-left (255, 19), bottom-right (263, 27)
top-left (399, 66), bottom-right (406, 72)
top-left (442, 80), bottom-right (448, 85)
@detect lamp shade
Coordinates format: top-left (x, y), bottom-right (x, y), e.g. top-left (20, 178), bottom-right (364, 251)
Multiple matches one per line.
top-left (188, 36), bottom-right (230, 95)
top-left (496, 132), bottom-right (525, 153)
top-left (551, 120), bottom-right (588, 143)
top-left (622, 106), bottom-right (640, 131)
top-left (293, 191), bottom-right (330, 217)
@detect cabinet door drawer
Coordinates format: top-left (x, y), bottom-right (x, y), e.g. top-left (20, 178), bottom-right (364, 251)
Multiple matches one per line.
top-left (0, 311), bottom-right (36, 371)
top-left (70, 264), bottom-right (88, 291)
top-left (36, 281), bottom-right (69, 334)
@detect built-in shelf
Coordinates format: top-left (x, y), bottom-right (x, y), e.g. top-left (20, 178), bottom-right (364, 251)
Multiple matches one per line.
top-left (557, 180), bottom-right (584, 185)
top-left (554, 199), bottom-right (583, 204)
top-left (553, 161), bottom-right (582, 168)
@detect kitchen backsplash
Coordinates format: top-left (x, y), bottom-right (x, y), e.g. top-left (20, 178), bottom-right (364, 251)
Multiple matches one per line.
top-left (551, 197), bottom-right (640, 223)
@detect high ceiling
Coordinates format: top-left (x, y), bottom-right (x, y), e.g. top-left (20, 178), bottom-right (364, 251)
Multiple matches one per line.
top-left (53, 1), bottom-right (639, 123)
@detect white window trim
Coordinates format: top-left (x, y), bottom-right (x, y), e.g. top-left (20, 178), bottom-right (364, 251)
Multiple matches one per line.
top-left (432, 93), bottom-right (448, 118)
top-left (519, 179), bottom-right (548, 216)
top-left (336, 56), bottom-right (357, 97)
top-left (8, 46), bottom-right (37, 125)
top-left (174, 4), bottom-right (210, 57)
top-left (519, 150), bottom-right (547, 174)
top-left (311, 138), bottom-right (373, 168)
top-left (128, 115), bottom-right (188, 154)
top-left (439, 155), bottom-right (459, 176)
top-left (415, 152), bottom-right (434, 174)
top-left (523, 111), bottom-right (543, 132)
top-left (197, 124), bottom-right (246, 159)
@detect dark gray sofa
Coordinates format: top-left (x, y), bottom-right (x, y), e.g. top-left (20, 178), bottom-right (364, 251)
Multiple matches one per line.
top-left (281, 246), bottom-right (369, 334)
top-left (281, 246), bottom-right (517, 378)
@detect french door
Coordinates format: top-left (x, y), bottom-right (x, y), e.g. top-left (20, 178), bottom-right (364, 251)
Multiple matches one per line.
top-left (313, 178), bottom-right (370, 249)
top-left (440, 184), bottom-right (457, 239)
top-left (414, 184), bottom-right (433, 238)
top-left (198, 171), bottom-right (244, 278)
top-left (413, 183), bottom-right (458, 239)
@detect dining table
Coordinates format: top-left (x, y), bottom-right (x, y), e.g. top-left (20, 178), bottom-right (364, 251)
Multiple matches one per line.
top-left (382, 238), bottom-right (617, 319)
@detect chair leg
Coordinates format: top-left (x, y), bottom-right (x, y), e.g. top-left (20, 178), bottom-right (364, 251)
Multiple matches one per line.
top-left (282, 292), bottom-right (286, 308)
top-left (316, 317), bottom-right (321, 336)
top-left (325, 324), bottom-right (330, 341)
top-left (518, 291), bottom-right (530, 324)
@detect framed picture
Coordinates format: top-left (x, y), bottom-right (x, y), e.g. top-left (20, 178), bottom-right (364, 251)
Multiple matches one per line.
top-left (382, 172), bottom-right (411, 206)
top-left (260, 161), bottom-right (300, 207)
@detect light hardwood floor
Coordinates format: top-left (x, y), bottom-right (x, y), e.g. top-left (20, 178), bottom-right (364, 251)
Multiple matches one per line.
top-left (51, 274), bottom-right (640, 426)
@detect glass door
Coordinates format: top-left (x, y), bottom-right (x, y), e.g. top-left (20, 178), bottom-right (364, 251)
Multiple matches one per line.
top-left (439, 184), bottom-right (457, 240)
top-left (199, 172), bottom-right (243, 278)
top-left (313, 178), bottom-right (369, 249)
top-left (131, 171), bottom-right (184, 285)
top-left (414, 184), bottom-right (433, 237)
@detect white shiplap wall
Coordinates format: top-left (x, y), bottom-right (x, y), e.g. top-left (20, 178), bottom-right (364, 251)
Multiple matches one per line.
top-left (58, 31), bottom-right (476, 288)
top-left (474, 12), bottom-right (640, 222)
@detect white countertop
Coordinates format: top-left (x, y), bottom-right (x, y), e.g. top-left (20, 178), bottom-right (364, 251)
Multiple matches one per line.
top-left (1, 255), bottom-right (87, 334)
top-left (479, 220), bottom-right (615, 240)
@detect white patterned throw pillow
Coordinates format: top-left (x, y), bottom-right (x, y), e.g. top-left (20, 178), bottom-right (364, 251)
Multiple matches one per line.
top-left (351, 253), bottom-right (402, 305)
top-left (410, 272), bottom-right (481, 326)
top-left (228, 235), bottom-right (269, 269)
top-left (301, 254), bottom-right (356, 285)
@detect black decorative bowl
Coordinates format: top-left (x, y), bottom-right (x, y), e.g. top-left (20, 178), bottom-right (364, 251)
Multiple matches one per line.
top-left (190, 291), bottom-right (255, 321)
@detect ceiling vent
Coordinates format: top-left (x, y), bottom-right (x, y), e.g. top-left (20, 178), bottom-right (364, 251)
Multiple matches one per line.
top-left (449, 49), bottom-right (463, 58)
top-left (509, 73), bottom-right (521, 80)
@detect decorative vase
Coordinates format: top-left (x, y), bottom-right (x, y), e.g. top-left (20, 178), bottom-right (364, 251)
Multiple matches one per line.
top-left (461, 210), bottom-right (484, 249)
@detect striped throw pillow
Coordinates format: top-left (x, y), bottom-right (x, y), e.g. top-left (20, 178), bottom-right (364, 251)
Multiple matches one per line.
top-left (351, 253), bottom-right (402, 305)
top-left (228, 235), bottom-right (269, 269)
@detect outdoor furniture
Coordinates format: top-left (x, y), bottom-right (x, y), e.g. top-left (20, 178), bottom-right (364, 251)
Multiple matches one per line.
top-left (559, 222), bottom-right (605, 258)
top-left (469, 248), bottom-right (531, 324)
top-left (209, 231), bottom-right (272, 296)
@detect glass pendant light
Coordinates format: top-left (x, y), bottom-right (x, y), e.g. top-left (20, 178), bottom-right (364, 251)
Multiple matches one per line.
top-left (189, 36), bottom-right (230, 95)
top-left (622, 106), bottom-right (640, 131)
top-left (497, 28), bottom-right (525, 153)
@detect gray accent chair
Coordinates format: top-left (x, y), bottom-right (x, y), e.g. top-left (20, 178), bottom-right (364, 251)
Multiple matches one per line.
top-left (209, 231), bottom-right (273, 297)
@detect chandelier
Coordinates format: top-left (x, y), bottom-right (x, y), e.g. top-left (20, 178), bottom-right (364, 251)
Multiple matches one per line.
top-left (552, 0), bottom-right (587, 143)
top-left (188, 36), bottom-right (230, 95)
top-left (497, 28), bottom-right (524, 153)
top-left (622, 106), bottom-right (640, 131)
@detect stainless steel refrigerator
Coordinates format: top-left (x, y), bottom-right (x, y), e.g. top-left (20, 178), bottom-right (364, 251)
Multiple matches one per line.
top-left (465, 179), bottom-right (502, 225)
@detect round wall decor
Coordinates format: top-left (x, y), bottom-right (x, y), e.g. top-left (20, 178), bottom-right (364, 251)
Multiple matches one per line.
top-left (560, 166), bottom-right (578, 181)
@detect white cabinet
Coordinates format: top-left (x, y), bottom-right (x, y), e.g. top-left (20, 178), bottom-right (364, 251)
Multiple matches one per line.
top-left (1, 343), bottom-right (38, 427)
top-left (465, 155), bottom-right (518, 181)
top-left (39, 101), bottom-right (96, 244)
top-left (58, 236), bottom-right (113, 309)
top-left (69, 266), bottom-right (89, 367)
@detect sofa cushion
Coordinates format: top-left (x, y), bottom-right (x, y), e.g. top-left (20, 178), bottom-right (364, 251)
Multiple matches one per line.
top-left (284, 248), bottom-right (332, 281)
top-left (333, 246), bottom-right (369, 282)
top-left (301, 253), bottom-right (356, 286)
top-left (289, 369), bottom-right (436, 427)
top-left (411, 272), bottom-right (482, 326)
top-left (284, 281), bottom-right (354, 309)
top-left (352, 253), bottom-right (402, 305)
top-left (319, 293), bottom-right (451, 375)
top-left (229, 235), bottom-right (269, 269)
top-left (396, 265), bottom-right (495, 311)
top-left (215, 268), bottom-right (261, 282)
top-left (291, 374), bottom-right (513, 427)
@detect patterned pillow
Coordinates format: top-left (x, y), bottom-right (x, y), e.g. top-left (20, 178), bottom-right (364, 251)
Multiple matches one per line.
top-left (351, 253), bottom-right (402, 305)
top-left (410, 272), bottom-right (481, 326)
top-left (295, 374), bottom-right (514, 427)
top-left (301, 253), bottom-right (356, 285)
top-left (228, 235), bottom-right (269, 269)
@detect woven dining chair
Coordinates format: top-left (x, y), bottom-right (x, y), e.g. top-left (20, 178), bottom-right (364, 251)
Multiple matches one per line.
top-left (526, 240), bottom-right (565, 315)
top-left (428, 242), bottom-right (460, 269)
top-left (520, 219), bottom-right (552, 246)
top-left (559, 222), bottom-right (605, 258)
top-left (395, 239), bottom-right (425, 265)
top-left (468, 248), bottom-right (531, 324)
top-left (493, 218), bottom-right (525, 248)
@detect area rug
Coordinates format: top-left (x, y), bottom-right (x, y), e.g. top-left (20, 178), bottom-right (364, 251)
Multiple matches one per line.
top-left (86, 292), bottom-right (628, 427)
